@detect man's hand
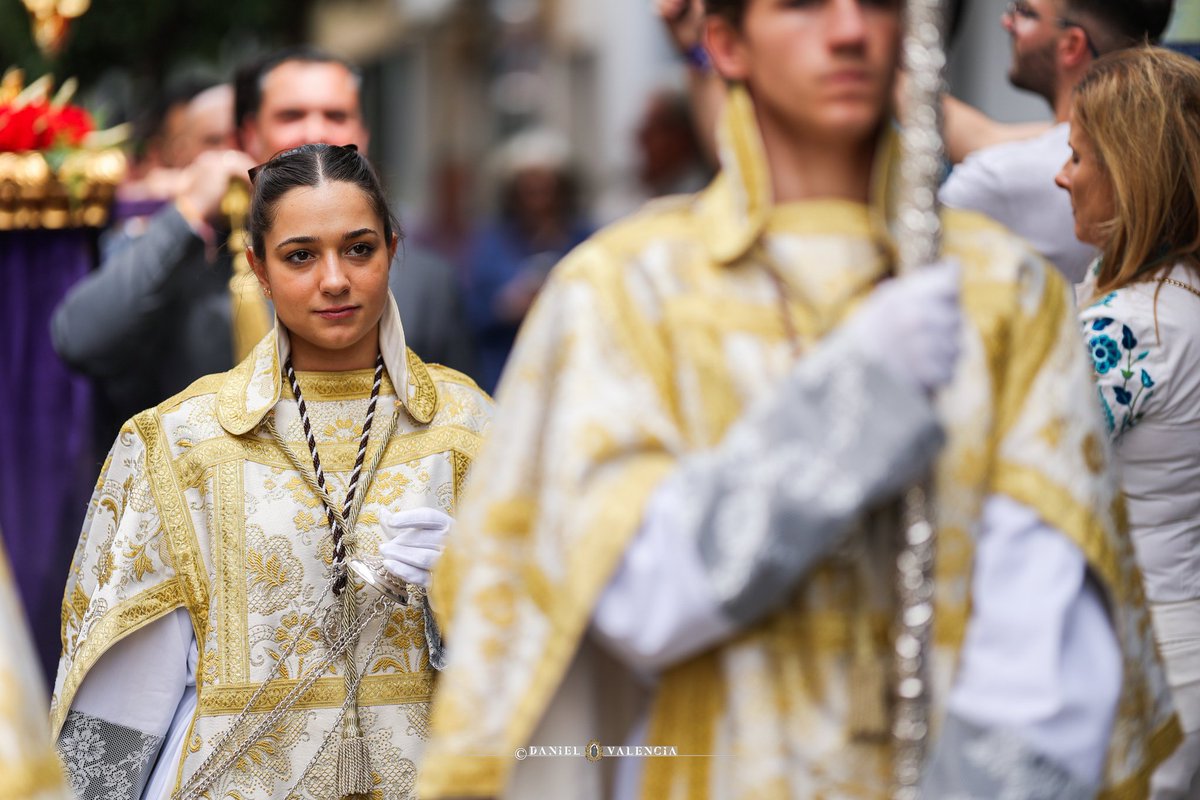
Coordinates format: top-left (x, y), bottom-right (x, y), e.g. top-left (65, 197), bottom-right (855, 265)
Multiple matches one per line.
top-left (174, 149), bottom-right (256, 229)
top-left (379, 507), bottom-right (453, 589)
top-left (843, 259), bottom-right (962, 393)
top-left (656, 0), bottom-right (705, 53)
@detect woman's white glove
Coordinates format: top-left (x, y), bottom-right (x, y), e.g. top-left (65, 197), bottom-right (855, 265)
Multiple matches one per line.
top-left (378, 508), bottom-right (454, 589)
top-left (843, 258), bottom-right (962, 393)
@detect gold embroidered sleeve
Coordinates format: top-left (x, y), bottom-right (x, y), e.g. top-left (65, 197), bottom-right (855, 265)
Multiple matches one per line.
top-left (50, 420), bottom-right (185, 738)
top-left (419, 241), bottom-right (680, 798)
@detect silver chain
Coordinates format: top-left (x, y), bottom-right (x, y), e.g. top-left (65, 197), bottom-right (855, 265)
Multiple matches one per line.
top-left (174, 396), bottom-right (401, 799)
top-left (282, 603), bottom-right (392, 797)
top-left (175, 593), bottom-right (390, 800)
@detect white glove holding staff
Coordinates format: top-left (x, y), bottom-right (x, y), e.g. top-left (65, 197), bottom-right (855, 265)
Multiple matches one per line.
top-left (379, 507), bottom-right (453, 589)
top-left (842, 258), bottom-right (962, 393)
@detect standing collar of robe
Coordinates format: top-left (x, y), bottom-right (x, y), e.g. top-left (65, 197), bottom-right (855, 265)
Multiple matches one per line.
top-left (216, 290), bottom-right (439, 435)
top-left (697, 81), bottom-right (905, 268)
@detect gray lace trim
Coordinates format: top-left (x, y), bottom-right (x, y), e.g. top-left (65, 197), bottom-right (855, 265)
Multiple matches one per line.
top-left (920, 713), bottom-right (1098, 800)
top-left (57, 710), bottom-right (165, 800)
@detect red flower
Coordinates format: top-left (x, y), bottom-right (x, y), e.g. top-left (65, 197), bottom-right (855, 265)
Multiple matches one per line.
top-left (40, 104), bottom-right (94, 149)
top-left (0, 103), bottom-right (44, 152)
top-left (0, 99), bottom-right (94, 152)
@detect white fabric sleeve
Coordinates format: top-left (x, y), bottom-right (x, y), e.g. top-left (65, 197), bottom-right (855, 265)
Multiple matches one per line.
top-left (594, 487), bottom-right (1121, 789)
top-left (142, 616), bottom-right (199, 800)
top-left (590, 473), bottom-right (736, 676)
top-left (70, 607), bottom-right (192, 737)
top-left (938, 152), bottom-right (1010, 221)
top-left (948, 493), bottom-right (1122, 785)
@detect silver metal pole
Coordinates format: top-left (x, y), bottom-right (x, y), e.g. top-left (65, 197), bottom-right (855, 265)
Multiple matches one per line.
top-left (891, 1), bottom-right (948, 798)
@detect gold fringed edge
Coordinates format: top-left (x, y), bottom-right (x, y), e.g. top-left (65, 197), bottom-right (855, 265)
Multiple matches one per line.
top-left (1098, 715), bottom-right (1183, 800)
top-left (640, 651), bottom-right (723, 800)
top-left (847, 649), bottom-right (890, 741)
top-left (848, 548), bottom-right (891, 742)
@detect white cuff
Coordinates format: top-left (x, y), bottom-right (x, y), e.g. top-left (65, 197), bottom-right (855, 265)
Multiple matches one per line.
top-left (948, 494), bottom-right (1121, 784)
top-left (590, 473), bottom-right (736, 676)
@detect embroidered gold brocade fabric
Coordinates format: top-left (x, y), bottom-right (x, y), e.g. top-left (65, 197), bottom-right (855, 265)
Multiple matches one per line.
top-left (417, 85), bottom-right (1178, 800)
top-left (51, 342), bottom-right (491, 799)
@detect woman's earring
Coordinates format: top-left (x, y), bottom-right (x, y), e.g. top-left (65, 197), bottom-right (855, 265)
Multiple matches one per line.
top-left (263, 286), bottom-right (272, 298)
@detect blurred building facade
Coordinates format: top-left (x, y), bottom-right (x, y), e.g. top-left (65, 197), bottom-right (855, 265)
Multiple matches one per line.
top-left (304, 0), bottom-right (1101, 230)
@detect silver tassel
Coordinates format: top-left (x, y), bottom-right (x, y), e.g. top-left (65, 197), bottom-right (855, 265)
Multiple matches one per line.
top-left (336, 710), bottom-right (373, 799)
top-left (337, 583), bottom-right (373, 799)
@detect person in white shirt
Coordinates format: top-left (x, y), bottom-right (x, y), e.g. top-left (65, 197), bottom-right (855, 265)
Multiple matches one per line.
top-left (1059, 46), bottom-right (1200, 800)
top-left (940, 0), bottom-right (1172, 284)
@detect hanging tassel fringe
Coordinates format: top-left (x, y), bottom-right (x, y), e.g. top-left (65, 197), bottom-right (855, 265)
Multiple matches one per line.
top-left (336, 732), bottom-right (373, 798)
top-left (848, 649), bottom-right (890, 741)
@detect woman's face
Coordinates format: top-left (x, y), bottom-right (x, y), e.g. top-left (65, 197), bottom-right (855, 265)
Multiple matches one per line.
top-left (1055, 122), bottom-right (1116, 248)
top-left (249, 180), bottom-right (395, 371)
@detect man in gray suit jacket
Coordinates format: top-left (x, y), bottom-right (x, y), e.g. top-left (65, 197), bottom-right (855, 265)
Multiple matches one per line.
top-left (52, 48), bottom-right (475, 448)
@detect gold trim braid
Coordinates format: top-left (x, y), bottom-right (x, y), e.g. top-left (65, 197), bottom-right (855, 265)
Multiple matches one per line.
top-left (197, 673), bottom-right (434, 715)
top-left (52, 580), bottom-right (186, 737)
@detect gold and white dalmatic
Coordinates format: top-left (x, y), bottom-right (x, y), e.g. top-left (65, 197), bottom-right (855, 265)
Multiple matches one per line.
top-left (52, 295), bottom-right (491, 799)
top-left (418, 86), bottom-right (1179, 799)
top-left (0, 537), bottom-right (71, 800)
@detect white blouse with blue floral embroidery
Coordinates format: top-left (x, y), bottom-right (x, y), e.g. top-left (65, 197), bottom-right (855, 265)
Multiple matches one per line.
top-left (1079, 262), bottom-right (1200, 603)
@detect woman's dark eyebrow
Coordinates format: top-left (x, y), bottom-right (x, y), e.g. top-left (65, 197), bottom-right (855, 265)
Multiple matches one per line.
top-left (275, 235), bottom-right (317, 251)
top-left (274, 229), bottom-right (379, 251)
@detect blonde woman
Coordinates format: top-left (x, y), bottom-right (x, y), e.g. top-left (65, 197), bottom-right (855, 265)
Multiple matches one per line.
top-left (1058, 46), bottom-right (1200, 799)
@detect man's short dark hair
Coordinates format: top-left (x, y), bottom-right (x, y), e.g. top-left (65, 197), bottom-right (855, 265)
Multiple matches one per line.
top-left (233, 46), bottom-right (363, 133)
top-left (1065, 0), bottom-right (1174, 51)
top-left (135, 76), bottom-right (216, 149)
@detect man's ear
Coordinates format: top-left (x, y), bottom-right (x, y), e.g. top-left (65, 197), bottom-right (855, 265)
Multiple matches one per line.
top-left (705, 14), bottom-right (750, 82)
top-left (1058, 26), bottom-right (1093, 70)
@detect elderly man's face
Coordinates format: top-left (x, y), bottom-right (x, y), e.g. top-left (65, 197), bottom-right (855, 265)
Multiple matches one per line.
top-left (243, 61), bottom-right (369, 162)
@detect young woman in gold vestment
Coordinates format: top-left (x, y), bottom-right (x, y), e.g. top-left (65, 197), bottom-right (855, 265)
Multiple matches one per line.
top-left (52, 143), bottom-right (492, 800)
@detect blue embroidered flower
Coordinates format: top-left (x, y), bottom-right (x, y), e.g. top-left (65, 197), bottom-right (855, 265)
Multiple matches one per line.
top-left (1090, 291), bottom-right (1117, 308)
top-left (1122, 324), bottom-right (1138, 350)
top-left (1090, 335), bottom-right (1121, 374)
top-left (1141, 369), bottom-right (1155, 389)
top-left (1114, 386), bottom-right (1133, 406)
top-left (1091, 317), bottom-right (1114, 331)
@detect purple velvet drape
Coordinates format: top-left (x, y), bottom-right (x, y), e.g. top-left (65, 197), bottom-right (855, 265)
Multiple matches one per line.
top-left (0, 228), bottom-right (96, 681)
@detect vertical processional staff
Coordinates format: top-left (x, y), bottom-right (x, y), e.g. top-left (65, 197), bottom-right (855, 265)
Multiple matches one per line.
top-left (892, 0), bottom-right (948, 798)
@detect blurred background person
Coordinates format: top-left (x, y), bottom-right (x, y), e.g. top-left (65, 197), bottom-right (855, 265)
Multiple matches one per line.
top-left (411, 157), bottom-right (475, 284)
top-left (939, 0), bottom-right (1174, 284)
top-left (105, 81), bottom-right (236, 254)
top-left (113, 78), bottom-right (216, 209)
top-left (634, 88), bottom-right (711, 200)
top-left (464, 127), bottom-right (591, 393)
top-left (1062, 46), bottom-right (1200, 799)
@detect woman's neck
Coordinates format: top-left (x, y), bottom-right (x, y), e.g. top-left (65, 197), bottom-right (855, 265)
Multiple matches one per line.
top-left (287, 326), bottom-right (381, 372)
